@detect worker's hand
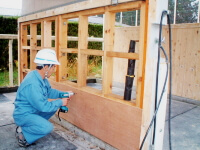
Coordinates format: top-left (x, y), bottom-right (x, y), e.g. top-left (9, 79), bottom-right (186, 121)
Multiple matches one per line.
top-left (66, 91), bottom-right (74, 97)
top-left (62, 98), bottom-right (71, 106)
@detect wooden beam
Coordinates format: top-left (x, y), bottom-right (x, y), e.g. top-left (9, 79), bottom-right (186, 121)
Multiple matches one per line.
top-left (77, 15), bottom-right (88, 87)
top-left (80, 49), bottom-right (104, 56)
top-left (30, 23), bottom-right (37, 70)
top-left (102, 9), bottom-right (115, 95)
top-left (106, 51), bottom-right (139, 59)
top-left (22, 46), bottom-right (30, 49)
top-left (22, 69), bottom-right (31, 73)
top-left (108, 1), bottom-right (142, 13)
top-left (18, 0), bottom-right (140, 22)
top-left (61, 48), bottom-right (78, 53)
top-left (0, 34), bottom-right (18, 39)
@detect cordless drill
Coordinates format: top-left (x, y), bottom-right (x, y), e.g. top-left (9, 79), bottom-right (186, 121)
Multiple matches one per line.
top-left (58, 92), bottom-right (76, 121)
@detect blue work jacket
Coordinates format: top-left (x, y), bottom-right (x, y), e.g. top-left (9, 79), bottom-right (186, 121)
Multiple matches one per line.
top-left (13, 70), bottom-right (63, 117)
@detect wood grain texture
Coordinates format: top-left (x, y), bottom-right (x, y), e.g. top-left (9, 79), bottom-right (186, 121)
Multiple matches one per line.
top-left (163, 23), bottom-right (200, 100)
top-left (50, 81), bottom-right (142, 150)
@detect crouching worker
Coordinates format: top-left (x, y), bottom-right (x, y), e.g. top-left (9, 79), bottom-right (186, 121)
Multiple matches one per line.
top-left (13, 49), bottom-right (73, 147)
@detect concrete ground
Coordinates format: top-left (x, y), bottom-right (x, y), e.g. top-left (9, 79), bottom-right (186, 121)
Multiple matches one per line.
top-left (0, 92), bottom-right (200, 150)
top-left (0, 92), bottom-right (103, 150)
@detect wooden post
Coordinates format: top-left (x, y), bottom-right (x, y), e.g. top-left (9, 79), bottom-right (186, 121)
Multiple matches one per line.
top-left (41, 21), bottom-right (44, 48)
top-left (30, 23), bottom-right (37, 70)
top-left (136, 2), bottom-right (147, 108)
top-left (102, 9), bottom-right (115, 95)
top-left (77, 15), bottom-right (88, 87)
top-left (9, 39), bottom-right (13, 86)
top-left (55, 17), bottom-right (59, 82)
top-left (20, 25), bottom-right (28, 82)
top-left (43, 21), bottom-right (52, 48)
top-left (140, 0), bottom-right (169, 149)
top-left (57, 16), bottom-right (68, 82)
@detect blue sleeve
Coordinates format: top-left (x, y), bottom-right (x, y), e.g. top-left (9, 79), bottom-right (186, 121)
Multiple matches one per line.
top-left (24, 84), bottom-right (63, 113)
top-left (45, 79), bottom-right (63, 99)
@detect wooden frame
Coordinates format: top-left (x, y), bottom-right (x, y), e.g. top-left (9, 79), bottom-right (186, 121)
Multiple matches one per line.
top-left (19, 0), bottom-right (145, 107)
top-left (18, 2), bottom-right (146, 149)
top-left (18, 0), bottom-right (169, 149)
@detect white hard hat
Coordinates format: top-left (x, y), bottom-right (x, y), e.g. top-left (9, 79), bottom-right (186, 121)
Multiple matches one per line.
top-left (34, 49), bottom-right (60, 65)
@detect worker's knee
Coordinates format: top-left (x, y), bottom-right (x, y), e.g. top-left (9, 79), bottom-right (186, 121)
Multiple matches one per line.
top-left (41, 122), bottom-right (53, 135)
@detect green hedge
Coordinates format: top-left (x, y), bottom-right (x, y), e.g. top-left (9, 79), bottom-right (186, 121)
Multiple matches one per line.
top-left (0, 17), bottom-right (103, 71)
top-left (0, 16), bottom-right (18, 71)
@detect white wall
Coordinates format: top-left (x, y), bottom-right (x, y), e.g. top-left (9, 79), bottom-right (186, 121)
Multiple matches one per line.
top-left (21, 0), bottom-right (87, 16)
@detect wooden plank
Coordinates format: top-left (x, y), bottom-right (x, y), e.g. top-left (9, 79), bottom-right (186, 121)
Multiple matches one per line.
top-left (61, 7), bottom-right (105, 19)
top-left (22, 69), bottom-right (31, 73)
top-left (106, 51), bottom-right (139, 59)
top-left (163, 23), bottom-right (200, 29)
top-left (55, 16), bottom-right (59, 82)
top-left (61, 48), bottom-right (78, 53)
top-left (43, 21), bottom-right (52, 47)
top-left (80, 49), bottom-right (104, 56)
top-left (18, 0), bottom-right (140, 22)
top-left (105, 93), bottom-right (136, 106)
top-left (58, 16), bottom-right (68, 81)
top-left (136, 2), bottom-right (147, 108)
top-left (113, 27), bottom-right (140, 85)
top-left (8, 39), bottom-right (13, 86)
top-left (30, 23), bottom-right (37, 70)
top-left (102, 9), bottom-right (115, 95)
top-left (22, 46), bottom-right (31, 49)
top-left (20, 25), bottom-right (28, 82)
top-left (108, 1), bottom-right (142, 13)
top-left (41, 21), bottom-right (44, 48)
top-left (51, 80), bottom-right (142, 150)
top-left (77, 15), bottom-right (88, 87)
top-left (140, 0), bottom-right (169, 149)
top-left (0, 34), bottom-right (18, 39)
top-left (18, 24), bottom-right (21, 83)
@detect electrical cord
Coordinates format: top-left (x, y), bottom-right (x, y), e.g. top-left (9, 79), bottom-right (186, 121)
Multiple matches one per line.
top-left (152, 10), bottom-right (168, 146)
top-left (139, 10), bottom-right (172, 150)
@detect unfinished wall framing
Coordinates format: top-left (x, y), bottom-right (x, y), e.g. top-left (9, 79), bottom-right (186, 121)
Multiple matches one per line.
top-left (18, 0), bottom-right (168, 149)
top-left (19, 1), bottom-right (145, 107)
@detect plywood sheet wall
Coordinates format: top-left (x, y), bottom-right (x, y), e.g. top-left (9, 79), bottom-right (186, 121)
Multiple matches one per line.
top-left (50, 81), bottom-right (142, 150)
top-left (163, 23), bottom-right (200, 101)
top-left (113, 27), bottom-right (140, 85)
top-left (113, 23), bottom-right (200, 101)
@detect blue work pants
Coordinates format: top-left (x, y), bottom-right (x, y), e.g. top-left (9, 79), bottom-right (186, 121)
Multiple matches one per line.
top-left (13, 111), bottom-right (56, 144)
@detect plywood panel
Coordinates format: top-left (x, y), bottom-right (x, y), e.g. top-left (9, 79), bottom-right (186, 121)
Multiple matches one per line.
top-left (113, 23), bottom-right (200, 101)
top-left (163, 23), bottom-right (200, 100)
top-left (113, 27), bottom-right (140, 85)
top-left (50, 81), bottom-right (142, 150)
